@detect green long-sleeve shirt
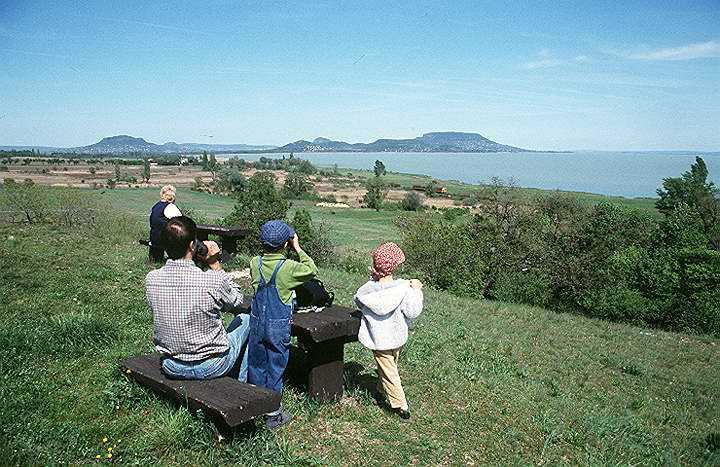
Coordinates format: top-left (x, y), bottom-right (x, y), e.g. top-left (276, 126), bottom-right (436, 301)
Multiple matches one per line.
top-left (249, 250), bottom-right (318, 305)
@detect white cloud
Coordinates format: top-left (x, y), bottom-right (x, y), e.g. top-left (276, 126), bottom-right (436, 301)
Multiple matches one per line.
top-left (522, 50), bottom-right (594, 69)
top-left (627, 40), bottom-right (720, 61)
top-left (523, 58), bottom-right (564, 69)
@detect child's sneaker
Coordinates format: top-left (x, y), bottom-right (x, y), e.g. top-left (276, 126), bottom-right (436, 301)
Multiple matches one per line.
top-left (265, 409), bottom-right (293, 430)
top-left (394, 407), bottom-right (411, 421)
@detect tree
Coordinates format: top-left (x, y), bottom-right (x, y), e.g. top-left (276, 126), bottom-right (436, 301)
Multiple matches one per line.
top-left (201, 151), bottom-right (209, 170)
top-left (216, 169), bottom-right (246, 193)
top-left (206, 153), bottom-right (218, 182)
top-left (142, 157), bottom-right (151, 183)
top-left (283, 172), bottom-right (313, 199)
top-left (114, 162), bottom-right (121, 182)
top-left (657, 157), bottom-right (720, 249)
top-left (363, 176), bottom-right (387, 211)
top-left (373, 159), bottom-right (386, 177)
top-left (0, 178), bottom-right (49, 223)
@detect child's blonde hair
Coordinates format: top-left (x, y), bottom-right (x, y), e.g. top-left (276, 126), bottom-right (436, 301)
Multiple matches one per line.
top-left (159, 185), bottom-right (176, 202)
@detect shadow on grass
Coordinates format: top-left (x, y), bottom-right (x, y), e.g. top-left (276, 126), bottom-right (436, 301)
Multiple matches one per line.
top-left (344, 361), bottom-right (397, 414)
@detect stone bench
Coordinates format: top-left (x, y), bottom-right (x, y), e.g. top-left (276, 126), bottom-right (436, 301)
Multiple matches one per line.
top-left (121, 354), bottom-right (280, 429)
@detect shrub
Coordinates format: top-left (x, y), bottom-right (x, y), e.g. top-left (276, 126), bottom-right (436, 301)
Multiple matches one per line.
top-left (398, 214), bottom-right (487, 297)
top-left (443, 207), bottom-right (468, 222)
top-left (363, 176), bottom-right (387, 211)
top-left (283, 173), bottom-right (315, 199)
top-left (294, 159), bottom-right (316, 175)
top-left (225, 171), bottom-right (288, 254)
top-left (400, 191), bottom-right (423, 211)
top-left (290, 209), bottom-right (336, 264)
top-left (215, 169), bottom-right (246, 193)
top-left (0, 179), bottom-right (50, 223)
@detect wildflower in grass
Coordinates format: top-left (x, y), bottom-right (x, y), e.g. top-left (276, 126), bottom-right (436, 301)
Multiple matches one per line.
top-left (95, 454), bottom-right (101, 459)
top-left (102, 437), bottom-right (107, 443)
top-left (107, 453), bottom-right (112, 459)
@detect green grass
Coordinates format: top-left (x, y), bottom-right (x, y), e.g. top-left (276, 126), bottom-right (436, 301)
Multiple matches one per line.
top-left (1, 213), bottom-right (718, 465)
top-left (101, 187), bottom-right (236, 221)
top-left (98, 188), bottom-right (402, 252)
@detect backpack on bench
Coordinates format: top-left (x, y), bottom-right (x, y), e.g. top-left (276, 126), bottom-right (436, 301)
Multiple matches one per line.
top-left (294, 278), bottom-right (334, 310)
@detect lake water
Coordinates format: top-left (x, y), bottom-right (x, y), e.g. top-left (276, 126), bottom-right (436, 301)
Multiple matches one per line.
top-left (218, 151), bottom-right (720, 198)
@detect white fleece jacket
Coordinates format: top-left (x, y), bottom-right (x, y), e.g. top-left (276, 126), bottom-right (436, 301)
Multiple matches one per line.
top-left (353, 279), bottom-right (424, 351)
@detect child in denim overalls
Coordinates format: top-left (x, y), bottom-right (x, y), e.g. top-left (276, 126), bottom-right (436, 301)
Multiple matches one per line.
top-left (248, 220), bottom-right (318, 429)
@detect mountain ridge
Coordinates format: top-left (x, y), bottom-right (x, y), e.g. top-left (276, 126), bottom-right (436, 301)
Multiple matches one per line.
top-left (276, 131), bottom-right (534, 153)
top-left (1, 131), bottom-right (543, 154)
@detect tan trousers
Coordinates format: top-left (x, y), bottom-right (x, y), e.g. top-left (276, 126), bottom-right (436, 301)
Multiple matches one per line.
top-left (373, 348), bottom-right (408, 410)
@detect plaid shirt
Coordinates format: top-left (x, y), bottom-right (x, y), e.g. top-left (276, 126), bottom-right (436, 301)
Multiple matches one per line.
top-left (145, 259), bottom-right (244, 361)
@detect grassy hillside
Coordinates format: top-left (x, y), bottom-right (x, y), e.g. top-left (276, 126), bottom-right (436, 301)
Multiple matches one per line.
top-left (0, 201), bottom-right (718, 464)
top-left (100, 187), bottom-right (402, 251)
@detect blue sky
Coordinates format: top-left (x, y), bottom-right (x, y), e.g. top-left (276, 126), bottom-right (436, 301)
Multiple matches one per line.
top-left (1, 0), bottom-right (718, 150)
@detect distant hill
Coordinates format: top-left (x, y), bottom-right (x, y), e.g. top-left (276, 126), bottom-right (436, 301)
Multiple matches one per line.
top-left (274, 132), bottom-right (534, 153)
top-left (1, 131), bottom-right (539, 155)
top-left (66, 135), bottom-right (276, 154)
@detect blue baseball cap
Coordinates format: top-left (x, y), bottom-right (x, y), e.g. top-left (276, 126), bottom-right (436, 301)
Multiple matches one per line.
top-left (260, 220), bottom-right (295, 249)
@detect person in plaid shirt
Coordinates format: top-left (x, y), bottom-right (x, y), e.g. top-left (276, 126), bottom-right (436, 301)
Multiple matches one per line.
top-left (145, 216), bottom-right (251, 381)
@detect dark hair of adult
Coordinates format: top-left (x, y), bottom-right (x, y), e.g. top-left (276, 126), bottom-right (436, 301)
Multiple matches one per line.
top-left (161, 216), bottom-right (197, 260)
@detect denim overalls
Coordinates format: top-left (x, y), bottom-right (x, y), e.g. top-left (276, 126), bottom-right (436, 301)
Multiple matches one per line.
top-left (247, 257), bottom-right (292, 394)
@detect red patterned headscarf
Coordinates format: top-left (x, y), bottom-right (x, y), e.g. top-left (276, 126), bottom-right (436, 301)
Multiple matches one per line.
top-left (370, 242), bottom-right (406, 280)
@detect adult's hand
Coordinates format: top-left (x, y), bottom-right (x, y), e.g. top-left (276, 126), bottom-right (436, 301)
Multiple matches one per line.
top-left (409, 279), bottom-right (424, 290)
top-left (203, 240), bottom-right (222, 270)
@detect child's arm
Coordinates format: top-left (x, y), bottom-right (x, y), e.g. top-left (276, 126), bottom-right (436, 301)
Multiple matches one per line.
top-left (400, 282), bottom-right (424, 320)
top-left (285, 235), bottom-right (319, 289)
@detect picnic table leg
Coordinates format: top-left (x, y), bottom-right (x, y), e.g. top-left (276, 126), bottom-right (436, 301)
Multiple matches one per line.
top-left (299, 336), bottom-right (345, 402)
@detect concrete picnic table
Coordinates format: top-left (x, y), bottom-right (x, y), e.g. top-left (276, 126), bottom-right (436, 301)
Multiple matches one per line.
top-left (196, 224), bottom-right (250, 262)
top-left (291, 306), bottom-right (361, 401)
top-left (237, 299), bottom-right (361, 401)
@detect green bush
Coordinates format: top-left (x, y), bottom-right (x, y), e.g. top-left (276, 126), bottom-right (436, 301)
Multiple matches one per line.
top-left (397, 172), bottom-right (720, 336)
top-left (400, 191), bottom-right (423, 211)
top-left (215, 168), bottom-right (246, 193)
top-left (363, 176), bottom-right (387, 211)
top-left (283, 173), bottom-right (315, 199)
top-left (443, 207), bottom-right (468, 222)
top-left (224, 171), bottom-right (288, 254)
top-left (398, 214), bottom-right (487, 297)
top-left (290, 209), bottom-right (336, 265)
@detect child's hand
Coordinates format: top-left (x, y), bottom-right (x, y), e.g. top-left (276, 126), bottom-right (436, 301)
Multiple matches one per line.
top-left (291, 234), bottom-right (301, 251)
top-left (409, 279), bottom-right (423, 289)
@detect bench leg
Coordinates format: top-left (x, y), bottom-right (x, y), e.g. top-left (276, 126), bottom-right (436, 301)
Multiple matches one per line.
top-left (300, 337), bottom-right (345, 402)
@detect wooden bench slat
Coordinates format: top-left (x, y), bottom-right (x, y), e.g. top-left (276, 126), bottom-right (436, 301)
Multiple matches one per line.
top-left (122, 354), bottom-right (280, 428)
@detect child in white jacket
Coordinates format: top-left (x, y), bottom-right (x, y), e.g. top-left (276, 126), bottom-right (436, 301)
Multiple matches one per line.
top-left (353, 242), bottom-right (423, 421)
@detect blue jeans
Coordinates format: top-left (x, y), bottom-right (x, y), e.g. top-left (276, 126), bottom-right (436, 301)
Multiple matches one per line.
top-left (161, 313), bottom-right (251, 381)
